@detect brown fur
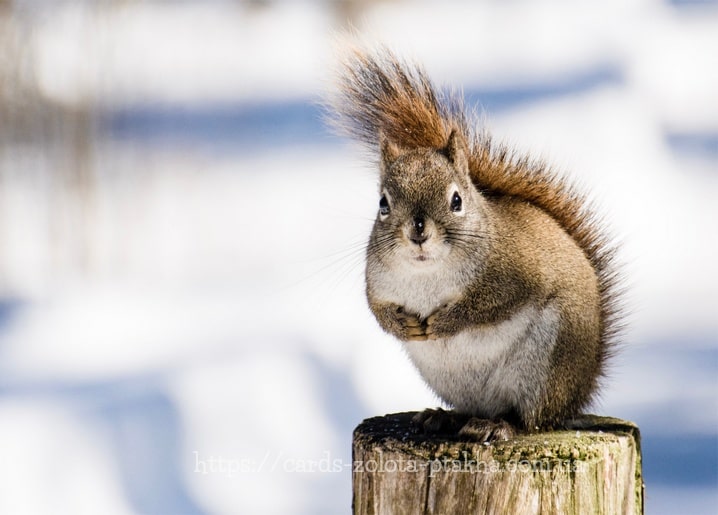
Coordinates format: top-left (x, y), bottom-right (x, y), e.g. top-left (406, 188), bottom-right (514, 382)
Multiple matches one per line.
top-left (329, 47), bottom-right (624, 434)
top-left (330, 47), bottom-right (622, 375)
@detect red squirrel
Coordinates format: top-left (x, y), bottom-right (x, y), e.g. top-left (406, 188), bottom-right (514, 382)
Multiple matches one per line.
top-left (329, 47), bottom-right (623, 441)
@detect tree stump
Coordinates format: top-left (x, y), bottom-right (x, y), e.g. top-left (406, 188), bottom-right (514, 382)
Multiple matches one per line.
top-left (352, 412), bottom-right (642, 515)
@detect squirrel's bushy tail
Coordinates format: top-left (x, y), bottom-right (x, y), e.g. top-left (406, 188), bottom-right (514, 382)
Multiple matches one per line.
top-left (329, 47), bottom-right (466, 149)
top-left (330, 46), bottom-right (623, 359)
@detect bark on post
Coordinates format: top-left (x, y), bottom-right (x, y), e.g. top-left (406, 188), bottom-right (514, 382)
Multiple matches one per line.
top-left (352, 412), bottom-right (643, 515)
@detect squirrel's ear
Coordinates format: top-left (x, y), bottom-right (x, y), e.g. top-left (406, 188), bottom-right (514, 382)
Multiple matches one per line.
top-left (445, 129), bottom-right (469, 174)
top-left (379, 133), bottom-right (402, 176)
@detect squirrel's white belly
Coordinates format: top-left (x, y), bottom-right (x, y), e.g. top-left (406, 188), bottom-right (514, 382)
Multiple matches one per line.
top-left (403, 303), bottom-right (560, 418)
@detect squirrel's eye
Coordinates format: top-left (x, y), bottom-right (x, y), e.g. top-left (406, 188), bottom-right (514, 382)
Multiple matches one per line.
top-left (379, 195), bottom-right (390, 216)
top-left (450, 191), bottom-right (462, 212)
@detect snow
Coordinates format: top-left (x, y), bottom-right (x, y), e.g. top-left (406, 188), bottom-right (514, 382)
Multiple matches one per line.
top-left (1, 0), bottom-right (717, 513)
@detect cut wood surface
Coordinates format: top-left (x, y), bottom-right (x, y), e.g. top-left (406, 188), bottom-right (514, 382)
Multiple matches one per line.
top-left (353, 412), bottom-right (643, 515)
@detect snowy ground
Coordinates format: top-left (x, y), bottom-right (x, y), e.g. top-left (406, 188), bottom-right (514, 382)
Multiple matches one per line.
top-left (0, 1), bottom-right (716, 514)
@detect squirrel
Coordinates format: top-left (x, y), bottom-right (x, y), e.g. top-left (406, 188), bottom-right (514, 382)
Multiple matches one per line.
top-left (329, 47), bottom-right (623, 441)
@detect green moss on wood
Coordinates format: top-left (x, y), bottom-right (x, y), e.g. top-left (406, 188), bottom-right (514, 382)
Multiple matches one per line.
top-left (354, 411), bottom-right (641, 466)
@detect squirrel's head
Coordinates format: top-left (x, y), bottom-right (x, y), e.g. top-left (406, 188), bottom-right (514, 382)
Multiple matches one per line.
top-left (370, 129), bottom-right (489, 271)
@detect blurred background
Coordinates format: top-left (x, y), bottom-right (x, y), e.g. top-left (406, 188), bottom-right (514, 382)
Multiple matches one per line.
top-left (0, 0), bottom-right (716, 513)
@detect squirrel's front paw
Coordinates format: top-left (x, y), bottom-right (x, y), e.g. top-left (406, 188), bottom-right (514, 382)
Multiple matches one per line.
top-left (396, 307), bottom-right (428, 341)
top-left (372, 303), bottom-right (431, 341)
top-left (425, 305), bottom-right (455, 340)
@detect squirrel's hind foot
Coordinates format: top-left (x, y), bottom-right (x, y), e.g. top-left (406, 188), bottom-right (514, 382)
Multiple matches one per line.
top-left (411, 408), bottom-right (516, 442)
top-left (411, 407), bottom-right (468, 434)
top-left (458, 418), bottom-right (515, 442)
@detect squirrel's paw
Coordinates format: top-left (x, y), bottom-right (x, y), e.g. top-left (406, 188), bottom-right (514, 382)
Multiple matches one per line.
top-left (395, 307), bottom-right (429, 341)
top-left (411, 408), bottom-right (469, 434)
top-left (458, 418), bottom-right (515, 442)
top-left (412, 409), bottom-right (516, 442)
top-left (425, 304), bottom-right (454, 340)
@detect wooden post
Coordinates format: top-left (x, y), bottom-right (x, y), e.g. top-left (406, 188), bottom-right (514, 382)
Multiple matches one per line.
top-left (352, 412), bottom-right (643, 515)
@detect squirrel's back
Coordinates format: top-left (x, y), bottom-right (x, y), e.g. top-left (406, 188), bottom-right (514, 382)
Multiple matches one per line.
top-left (329, 47), bottom-right (623, 371)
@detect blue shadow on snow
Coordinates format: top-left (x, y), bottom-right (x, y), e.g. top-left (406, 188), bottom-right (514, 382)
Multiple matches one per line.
top-left (0, 376), bottom-right (206, 515)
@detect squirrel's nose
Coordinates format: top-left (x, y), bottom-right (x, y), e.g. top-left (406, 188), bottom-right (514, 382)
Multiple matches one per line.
top-left (410, 216), bottom-right (428, 245)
